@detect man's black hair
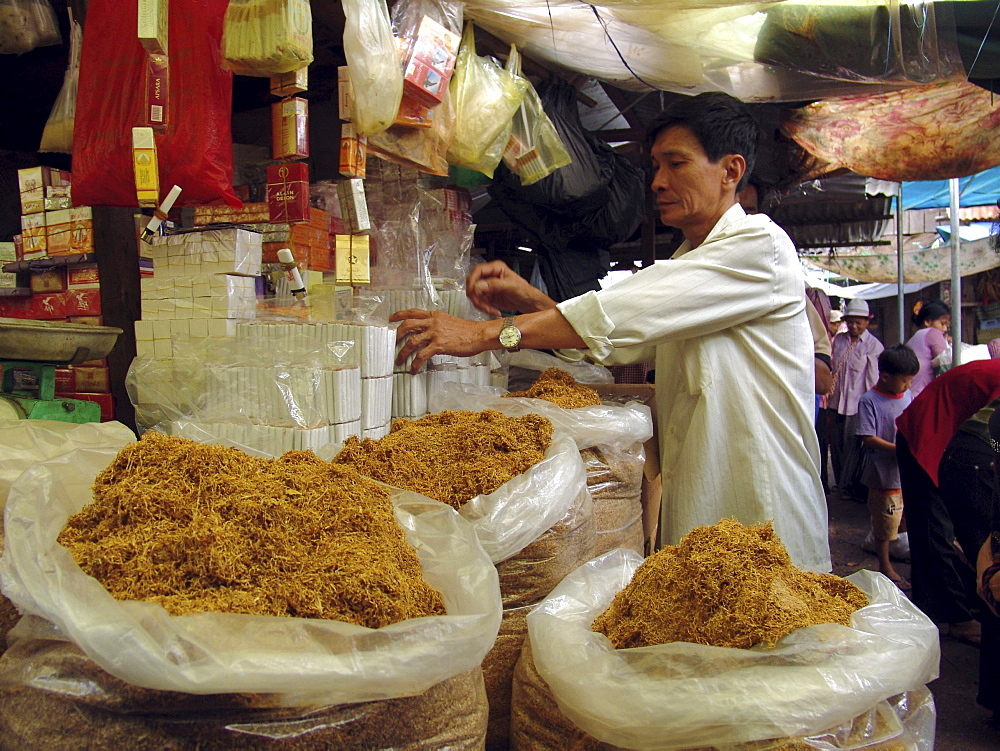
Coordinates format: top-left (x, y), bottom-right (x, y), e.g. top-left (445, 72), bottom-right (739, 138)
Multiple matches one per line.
top-left (878, 344), bottom-right (920, 377)
top-left (644, 92), bottom-right (759, 193)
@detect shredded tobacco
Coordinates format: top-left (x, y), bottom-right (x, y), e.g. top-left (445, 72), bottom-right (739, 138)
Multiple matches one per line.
top-left (593, 518), bottom-right (868, 649)
top-left (505, 368), bottom-right (602, 409)
top-left (57, 432), bottom-right (445, 626)
top-left (333, 409), bottom-right (553, 509)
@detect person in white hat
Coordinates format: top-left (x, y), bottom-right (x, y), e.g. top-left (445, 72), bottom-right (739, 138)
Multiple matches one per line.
top-left (827, 309), bottom-right (845, 340)
top-left (829, 298), bottom-right (884, 501)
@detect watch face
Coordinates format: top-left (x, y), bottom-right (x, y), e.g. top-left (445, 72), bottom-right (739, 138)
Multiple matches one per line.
top-left (499, 326), bottom-right (520, 348)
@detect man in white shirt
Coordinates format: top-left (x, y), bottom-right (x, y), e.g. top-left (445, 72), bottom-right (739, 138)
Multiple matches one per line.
top-left (392, 92), bottom-right (831, 572)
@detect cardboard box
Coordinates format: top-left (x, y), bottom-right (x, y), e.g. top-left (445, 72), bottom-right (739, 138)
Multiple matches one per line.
top-left (54, 367), bottom-right (74, 395)
top-left (67, 264), bottom-right (100, 289)
top-left (69, 206), bottom-right (94, 254)
top-left (68, 315), bottom-right (104, 326)
top-left (43, 184), bottom-right (72, 211)
top-left (21, 213), bottom-right (46, 255)
top-left (73, 366), bottom-right (111, 393)
top-left (144, 52), bottom-right (169, 129)
top-left (45, 208), bottom-right (72, 255)
top-left (18, 166), bottom-right (55, 214)
top-left (30, 291), bottom-right (68, 319)
top-left (0, 296), bottom-right (32, 318)
top-left (266, 162), bottom-right (310, 224)
top-left (270, 67), bottom-right (308, 96)
top-left (337, 65), bottom-right (352, 120)
top-left (336, 178), bottom-right (370, 233)
top-left (132, 127), bottom-right (160, 208)
top-left (401, 16), bottom-right (460, 108)
top-left (339, 122), bottom-right (367, 179)
top-left (64, 288), bottom-right (103, 317)
top-left (137, 0), bottom-right (168, 54)
top-left (334, 234), bottom-right (370, 285)
top-left (29, 268), bottom-right (67, 293)
top-left (271, 97), bottom-right (309, 160)
top-left (0, 242), bottom-right (17, 288)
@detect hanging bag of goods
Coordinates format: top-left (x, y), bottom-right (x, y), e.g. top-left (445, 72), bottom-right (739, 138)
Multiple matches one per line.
top-left (0, 434), bottom-right (502, 747)
top-left (38, 11), bottom-right (81, 153)
top-left (446, 23), bottom-right (528, 178)
top-left (512, 523), bottom-right (940, 750)
top-left (342, 0), bottom-right (403, 136)
top-left (72, 0), bottom-right (240, 207)
top-left (0, 0), bottom-right (60, 54)
top-left (220, 0), bottom-right (312, 77)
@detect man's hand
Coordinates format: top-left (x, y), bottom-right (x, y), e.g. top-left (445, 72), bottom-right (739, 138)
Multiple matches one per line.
top-left (466, 260), bottom-right (557, 317)
top-left (390, 309), bottom-right (492, 374)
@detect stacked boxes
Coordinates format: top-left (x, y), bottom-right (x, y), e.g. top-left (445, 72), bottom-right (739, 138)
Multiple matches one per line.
top-left (15, 168), bottom-right (93, 260)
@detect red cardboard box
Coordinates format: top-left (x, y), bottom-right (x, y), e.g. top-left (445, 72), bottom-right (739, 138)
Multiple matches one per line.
top-left (401, 16), bottom-right (460, 108)
top-left (266, 162), bottom-right (310, 224)
top-left (67, 264), bottom-right (100, 289)
top-left (71, 392), bottom-right (115, 421)
top-left (30, 291), bottom-right (68, 319)
top-left (0, 296), bottom-right (32, 318)
top-left (54, 367), bottom-right (75, 395)
top-left (29, 268), bottom-right (68, 293)
top-left (64, 288), bottom-right (102, 317)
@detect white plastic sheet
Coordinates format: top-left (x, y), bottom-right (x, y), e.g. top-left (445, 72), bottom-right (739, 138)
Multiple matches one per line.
top-left (461, 430), bottom-right (586, 563)
top-left (509, 349), bottom-right (614, 384)
top-left (527, 549), bottom-right (940, 750)
top-left (0, 446), bottom-right (502, 704)
top-left (0, 420), bottom-right (135, 513)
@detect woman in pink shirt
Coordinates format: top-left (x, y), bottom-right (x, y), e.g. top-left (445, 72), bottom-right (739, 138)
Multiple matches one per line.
top-left (906, 299), bottom-right (951, 398)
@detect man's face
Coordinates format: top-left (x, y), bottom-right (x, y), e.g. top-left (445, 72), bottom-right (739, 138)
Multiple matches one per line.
top-left (845, 315), bottom-right (870, 338)
top-left (650, 125), bottom-right (733, 236)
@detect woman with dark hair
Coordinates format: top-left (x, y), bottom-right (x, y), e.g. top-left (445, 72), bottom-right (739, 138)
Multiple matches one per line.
top-left (906, 299), bottom-right (951, 398)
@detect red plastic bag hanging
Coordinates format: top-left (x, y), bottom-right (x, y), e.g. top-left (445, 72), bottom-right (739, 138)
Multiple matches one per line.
top-left (72, 0), bottom-right (240, 208)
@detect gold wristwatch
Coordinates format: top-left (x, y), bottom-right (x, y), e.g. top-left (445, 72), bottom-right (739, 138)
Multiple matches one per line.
top-left (498, 315), bottom-right (521, 352)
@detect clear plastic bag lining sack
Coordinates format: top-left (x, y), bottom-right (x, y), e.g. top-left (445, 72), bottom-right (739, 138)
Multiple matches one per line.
top-left (511, 635), bottom-right (936, 751)
top-left (38, 11), bottom-right (80, 153)
top-left (72, 0), bottom-right (240, 207)
top-left (343, 0), bottom-right (403, 136)
top-left (446, 23), bottom-right (527, 177)
top-left (0, 446), bottom-right (502, 702)
top-left (0, 419), bottom-right (135, 514)
top-left (0, 626), bottom-right (488, 750)
top-left (433, 381), bottom-right (652, 451)
top-left (0, 0), bottom-right (60, 54)
top-left (221, 0), bottom-right (313, 76)
top-left (501, 46), bottom-right (572, 186)
top-left (523, 550), bottom-right (939, 749)
top-left (461, 0), bottom-right (963, 101)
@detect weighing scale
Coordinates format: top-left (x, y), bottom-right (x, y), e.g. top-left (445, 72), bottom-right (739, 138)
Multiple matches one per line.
top-left (0, 317), bottom-right (123, 422)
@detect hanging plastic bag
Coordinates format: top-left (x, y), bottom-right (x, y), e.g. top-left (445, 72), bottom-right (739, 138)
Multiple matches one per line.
top-left (220, 0), bottom-right (313, 76)
top-left (0, 0), bottom-right (61, 55)
top-left (72, 0), bottom-right (240, 208)
top-left (39, 12), bottom-right (81, 153)
top-left (502, 48), bottom-right (572, 186)
top-left (343, 0), bottom-right (403, 136)
top-left (446, 24), bottom-right (528, 178)
top-left (367, 84), bottom-right (456, 176)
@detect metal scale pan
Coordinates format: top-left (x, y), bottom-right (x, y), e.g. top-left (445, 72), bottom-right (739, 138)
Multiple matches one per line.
top-left (0, 318), bottom-right (123, 422)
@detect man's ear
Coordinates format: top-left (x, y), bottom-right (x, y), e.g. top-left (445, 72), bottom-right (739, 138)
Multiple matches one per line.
top-left (721, 154), bottom-right (747, 192)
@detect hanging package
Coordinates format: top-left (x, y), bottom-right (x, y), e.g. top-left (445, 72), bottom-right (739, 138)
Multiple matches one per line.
top-left (446, 23), bottom-right (527, 178)
top-left (343, 0), bottom-right (403, 136)
top-left (0, 0), bottom-right (60, 54)
top-left (221, 0), bottom-right (313, 76)
top-left (38, 12), bottom-right (81, 153)
top-left (501, 48), bottom-right (572, 186)
top-left (72, 0), bottom-right (239, 208)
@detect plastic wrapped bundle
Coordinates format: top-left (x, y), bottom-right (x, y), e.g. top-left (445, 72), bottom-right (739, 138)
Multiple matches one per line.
top-left (0, 0), bottom-right (60, 55)
top-left (221, 0), bottom-right (313, 76)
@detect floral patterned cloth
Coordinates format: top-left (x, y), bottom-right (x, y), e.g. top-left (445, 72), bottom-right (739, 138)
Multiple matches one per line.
top-left (785, 81), bottom-right (1000, 181)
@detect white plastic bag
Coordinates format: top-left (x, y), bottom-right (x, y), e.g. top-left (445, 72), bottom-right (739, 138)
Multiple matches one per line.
top-left (0, 0), bottom-right (60, 54)
top-left (0, 420), bottom-right (135, 512)
top-left (342, 0), bottom-right (403, 136)
top-left (39, 12), bottom-right (80, 153)
top-left (509, 349), bottom-right (615, 384)
top-left (0, 446), bottom-right (502, 703)
top-left (526, 550), bottom-right (940, 750)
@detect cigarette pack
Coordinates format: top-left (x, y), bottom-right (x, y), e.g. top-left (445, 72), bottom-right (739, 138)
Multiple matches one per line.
top-left (132, 127), bottom-right (160, 208)
top-left (73, 366), bottom-right (111, 393)
top-left (266, 162), bottom-right (310, 224)
top-left (29, 268), bottom-right (67, 293)
top-left (271, 97), bottom-right (309, 160)
top-left (401, 16), bottom-right (460, 108)
top-left (144, 53), bottom-right (169, 129)
top-left (337, 66), bottom-right (352, 120)
top-left (54, 368), bottom-right (74, 395)
top-left (334, 234), bottom-right (370, 285)
top-left (69, 206), bottom-right (93, 254)
top-left (137, 0), bottom-right (168, 54)
top-left (339, 122), bottom-right (367, 179)
top-left (30, 291), bottom-right (68, 320)
top-left (20, 213), bottom-right (46, 255)
top-left (44, 185), bottom-right (72, 211)
top-left (44, 209), bottom-right (72, 255)
top-left (18, 166), bottom-right (59, 214)
top-left (336, 178), bottom-right (370, 233)
top-left (64, 288), bottom-right (103, 317)
top-left (0, 242), bottom-right (16, 289)
top-left (270, 67), bottom-right (308, 96)
top-left (394, 92), bottom-right (434, 128)
top-left (67, 264), bottom-right (100, 289)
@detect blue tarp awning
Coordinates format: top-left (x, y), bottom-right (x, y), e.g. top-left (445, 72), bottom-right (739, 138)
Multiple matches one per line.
top-left (902, 166), bottom-right (1000, 210)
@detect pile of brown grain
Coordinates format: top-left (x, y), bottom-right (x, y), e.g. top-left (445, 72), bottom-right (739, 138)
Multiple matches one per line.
top-left (593, 518), bottom-right (868, 649)
top-left (506, 368), bottom-right (602, 409)
top-left (57, 432), bottom-right (445, 626)
top-left (333, 410), bottom-right (553, 509)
